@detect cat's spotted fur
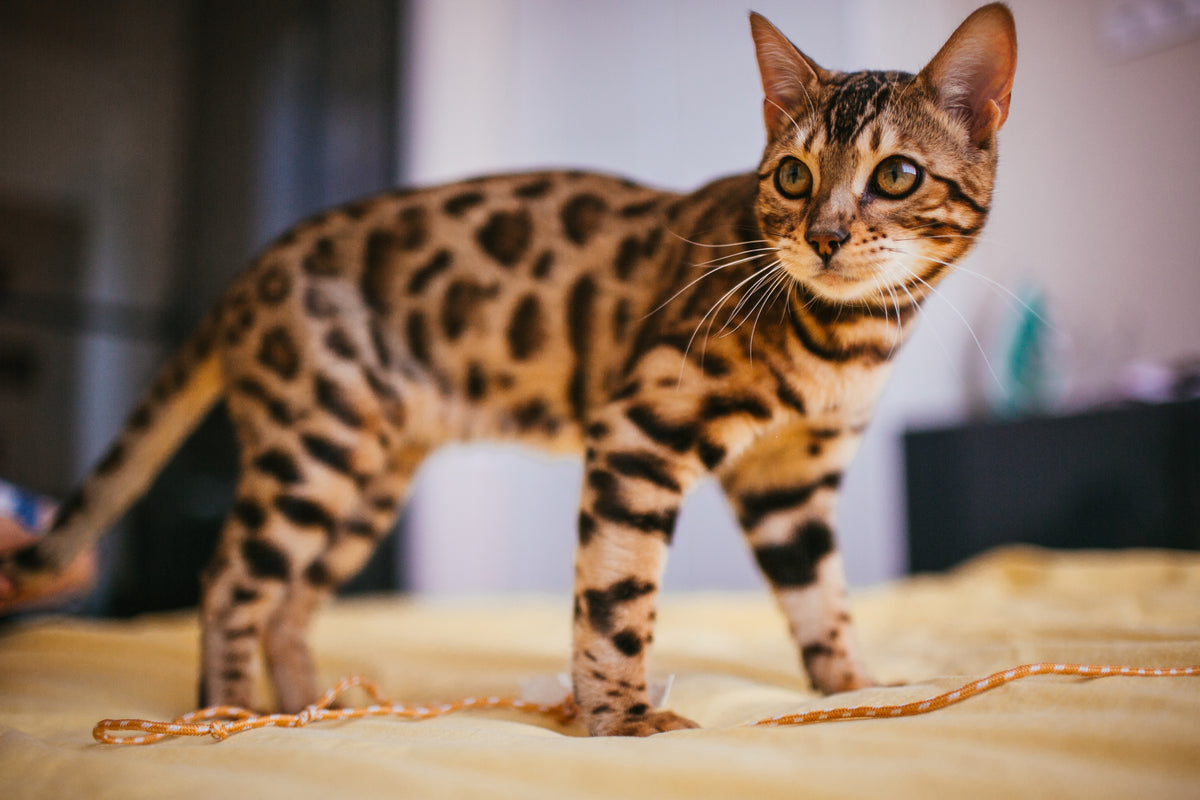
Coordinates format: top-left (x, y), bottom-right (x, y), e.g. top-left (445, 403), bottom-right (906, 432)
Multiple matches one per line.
top-left (2, 6), bottom-right (1016, 735)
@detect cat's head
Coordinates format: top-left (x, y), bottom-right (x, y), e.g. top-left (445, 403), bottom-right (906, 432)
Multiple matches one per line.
top-left (750, 4), bottom-right (1016, 305)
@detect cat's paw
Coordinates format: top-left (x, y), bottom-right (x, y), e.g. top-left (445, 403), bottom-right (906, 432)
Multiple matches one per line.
top-left (592, 709), bottom-right (699, 737)
top-left (833, 671), bottom-right (876, 692)
top-left (813, 665), bottom-right (876, 695)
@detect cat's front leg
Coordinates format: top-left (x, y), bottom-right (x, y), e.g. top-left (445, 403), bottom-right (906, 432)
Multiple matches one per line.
top-left (571, 406), bottom-right (704, 736)
top-left (720, 425), bottom-right (873, 694)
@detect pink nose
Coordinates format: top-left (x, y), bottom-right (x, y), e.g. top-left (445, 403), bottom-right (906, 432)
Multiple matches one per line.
top-left (806, 228), bottom-right (849, 261)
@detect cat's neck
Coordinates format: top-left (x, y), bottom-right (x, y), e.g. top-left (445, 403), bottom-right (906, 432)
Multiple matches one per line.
top-left (785, 281), bottom-right (920, 367)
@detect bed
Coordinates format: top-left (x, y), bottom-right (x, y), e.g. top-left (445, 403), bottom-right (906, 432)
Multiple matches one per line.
top-left (2, 546), bottom-right (1198, 799)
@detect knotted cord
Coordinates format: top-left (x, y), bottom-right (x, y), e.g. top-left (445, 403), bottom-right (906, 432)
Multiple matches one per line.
top-left (93, 662), bottom-right (1199, 744)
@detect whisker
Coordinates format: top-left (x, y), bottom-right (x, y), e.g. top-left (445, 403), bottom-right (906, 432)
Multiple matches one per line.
top-left (870, 271), bottom-right (891, 333)
top-left (878, 277), bottom-right (897, 347)
top-left (868, 272), bottom-right (904, 359)
top-left (765, 95), bottom-right (811, 136)
top-left (893, 266), bottom-right (961, 379)
top-left (892, 234), bottom-right (981, 243)
top-left (898, 262), bottom-right (1005, 391)
top-left (666, 229), bottom-right (769, 250)
top-left (886, 245), bottom-right (1057, 332)
top-left (721, 262), bottom-right (785, 339)
top-left (642, 249), bottom-right (773, 319)
top-left (779, 280), bottom-right (795, 326)
top-left (719, 260), bottom-right (783, 333)
top-left (885, 277), bottom-right (906, 357)
top-left (690, 245), bottom-right (779, 269)
top-left (747, 269), bottom-right (794, 360)
top-left (709, 259), bottom-right (783, 340)
top-left (679, 260), bottom-right (782, 384)
top-left (895, 280), bottom-right (924, 328)
top-left (951, 265), bottom-right (1060, 333)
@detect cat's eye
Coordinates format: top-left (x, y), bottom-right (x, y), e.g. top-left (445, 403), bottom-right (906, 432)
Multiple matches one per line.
top-left (775, 157), bottom-right (813, 199)
top-left (871, 156), bottom-right (922, 199)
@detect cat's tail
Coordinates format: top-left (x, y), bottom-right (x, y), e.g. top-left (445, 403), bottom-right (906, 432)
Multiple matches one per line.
top-left (0, 312), bottom-right (226, 605)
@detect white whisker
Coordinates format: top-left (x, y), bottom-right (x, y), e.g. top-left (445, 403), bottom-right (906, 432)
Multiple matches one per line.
top-left (895, 271), bottom-right (960, 381)
top-left (679, 259), bottom-right (782, 384)
top-left (708, 259), bottom-right (783, 340)
top-left (642, 248), bottom-right (775, 319)
top-left (893, 233), bottom-right (980, 243)
top-left (723, 263), bottom-right (786, 340)
top-left (888, 245), bottom-right (1057, 332)
top-left (666, 230), bottom-right (769, 250)
top-left (690, 245), bottom-right (779, 269)
top-left (870, 271), bottom-right (891, 332)
top-left (747, 269), bottom-right (794, 360)
top-left (891, 255), bottom-right (1004, 391)
top-left (952, 264), bottom-right (1059, 333)
top-left (885, 278), bottom-right (906, 358)
top-left (719, 260), bottom-right (783, 334)
top-left (765, 95), bottom-right (810, 136)
top-left (869, 271), bottom-right (904, 359)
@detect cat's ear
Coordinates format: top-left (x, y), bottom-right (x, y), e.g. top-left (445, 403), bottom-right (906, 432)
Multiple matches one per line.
top-left (919, 3), bottom-right (1017, 146)
top-left (750, 12), bottom-right (829, 139)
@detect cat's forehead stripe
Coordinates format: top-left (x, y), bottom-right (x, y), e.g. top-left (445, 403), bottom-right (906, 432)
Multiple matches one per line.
top-left (822, 71), bottom-right (912, 146)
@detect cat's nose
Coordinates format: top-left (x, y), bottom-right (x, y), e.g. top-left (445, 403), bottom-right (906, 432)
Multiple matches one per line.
top-left (806, 228), bottom-right (849, 261)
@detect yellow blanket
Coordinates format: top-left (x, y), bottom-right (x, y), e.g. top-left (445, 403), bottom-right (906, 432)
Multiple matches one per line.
top-left (2, 547), bottom-right (1198, 799)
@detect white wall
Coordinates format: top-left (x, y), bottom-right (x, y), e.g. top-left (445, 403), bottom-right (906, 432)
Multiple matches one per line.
top-left (399, 0), bottom-right (1200, 593)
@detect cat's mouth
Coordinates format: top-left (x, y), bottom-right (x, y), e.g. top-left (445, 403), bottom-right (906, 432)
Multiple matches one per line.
top-left (781, 249), bottom-right (878, 303)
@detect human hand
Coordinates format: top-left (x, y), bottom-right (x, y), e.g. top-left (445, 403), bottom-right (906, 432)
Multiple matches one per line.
top-left (0, 518), bottom-right (95, 613)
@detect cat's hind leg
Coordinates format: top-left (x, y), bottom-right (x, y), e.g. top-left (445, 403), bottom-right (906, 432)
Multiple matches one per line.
top-left (261, 453), bottom-right (417, 713)
top-left (199, 431), bottom-right (420, 712)
top-left (200, 320), bottom-right (419, 711)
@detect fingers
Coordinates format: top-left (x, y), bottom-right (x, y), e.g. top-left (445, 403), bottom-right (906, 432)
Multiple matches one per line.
top-left (0, 520), bottom-right (96, 613)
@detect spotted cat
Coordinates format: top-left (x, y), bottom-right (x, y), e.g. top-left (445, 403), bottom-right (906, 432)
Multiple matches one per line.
top-left (1, 5), bottom-right (1016, 736)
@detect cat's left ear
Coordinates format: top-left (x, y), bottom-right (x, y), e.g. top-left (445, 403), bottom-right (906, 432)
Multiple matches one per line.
top-left (919, 3), bottom-right (1017, 146)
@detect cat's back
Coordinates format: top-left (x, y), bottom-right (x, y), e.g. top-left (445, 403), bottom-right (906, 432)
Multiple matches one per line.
top-left (246, 169), bottom-right (676, 291)
top-left (217, 169), bottom-right (689, 447)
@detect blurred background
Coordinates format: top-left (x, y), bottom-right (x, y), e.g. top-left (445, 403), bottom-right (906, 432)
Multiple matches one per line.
top-left (0, 0), bottom-right (1197, 614)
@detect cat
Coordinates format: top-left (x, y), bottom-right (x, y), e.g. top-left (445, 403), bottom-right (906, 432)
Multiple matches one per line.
top-left (0, 5), bottom-right (1017, 736)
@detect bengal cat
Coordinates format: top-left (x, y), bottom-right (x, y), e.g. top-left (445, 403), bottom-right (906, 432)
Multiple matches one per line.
top-left (1, 5), bottom-right (1017, 736)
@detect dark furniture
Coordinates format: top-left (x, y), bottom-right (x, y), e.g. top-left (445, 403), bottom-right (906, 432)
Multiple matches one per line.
top-left (905, 399), bottom-right (1200, 573)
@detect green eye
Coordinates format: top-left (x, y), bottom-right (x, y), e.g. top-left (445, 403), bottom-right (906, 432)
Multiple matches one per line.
top-left (775, 157), bottom-right (813, 199)
top-left (872, 155), bottom-right (922, 198)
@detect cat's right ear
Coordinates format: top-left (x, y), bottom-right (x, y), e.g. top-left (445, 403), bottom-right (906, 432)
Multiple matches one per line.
top-left (750, 12), bottom-right (828, 140)
top-left (919, 3), bottom-right (1017, 146)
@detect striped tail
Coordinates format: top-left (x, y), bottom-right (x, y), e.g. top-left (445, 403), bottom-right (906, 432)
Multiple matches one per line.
top-left (4, 318), bottom-right (225, 595)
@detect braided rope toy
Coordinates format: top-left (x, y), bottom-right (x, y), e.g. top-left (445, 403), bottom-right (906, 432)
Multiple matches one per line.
top-left (93, 662), bottom-right (1199, 744)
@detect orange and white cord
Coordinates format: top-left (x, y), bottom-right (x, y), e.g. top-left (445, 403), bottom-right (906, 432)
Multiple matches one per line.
top-left (747, 662), bottom-right (1199, 727)
top-left (93, 663), bottom-right (1200, 744)
top-left (94, 676), bottom-right (577, 745)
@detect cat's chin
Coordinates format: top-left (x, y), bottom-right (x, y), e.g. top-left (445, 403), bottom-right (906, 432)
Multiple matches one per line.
top-left (795, 271), bottom-right (879, 305)
top-left (780, 257), bottom-right (877, 304)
